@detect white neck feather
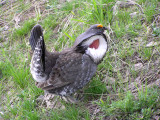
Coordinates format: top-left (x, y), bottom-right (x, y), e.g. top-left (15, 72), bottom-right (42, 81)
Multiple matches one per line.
top-left (83, 35), bottom-right (107, 63)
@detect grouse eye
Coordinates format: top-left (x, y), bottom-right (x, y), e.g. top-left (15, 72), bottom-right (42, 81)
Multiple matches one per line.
top-left (89, 39), bottom-right (99, 49)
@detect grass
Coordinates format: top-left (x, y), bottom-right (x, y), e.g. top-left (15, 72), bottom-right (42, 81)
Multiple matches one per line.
top-left (13, 19), bottom-right (36, 39)
top-left (49, 105), bottom-right (91, 120)
top-left (0, 0), bottom-right (160, 119)
top-left (98, 86), bottom-right (160, 119)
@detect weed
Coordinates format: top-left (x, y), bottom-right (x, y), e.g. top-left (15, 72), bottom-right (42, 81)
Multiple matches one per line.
top-left (49, 105), bottom-right (90, 120)
top-left (1, 50), bottom-right (31, 89)
top-left (3, 95), bottom-right (39, 120)
top-left (143, 0), bottom-right (158, 23)
top-left (98, 86), bottom-right (159, 119)
top-left (139, 47), bottom-right (153, 61)
top-left (84, 76), bottom-right (107, 99)
top-left (13, 19), bottom-right (35, 39)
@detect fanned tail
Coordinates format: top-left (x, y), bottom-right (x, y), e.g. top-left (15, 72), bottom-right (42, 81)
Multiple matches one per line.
top-left (29, 24), bottom-right (43, 51)
top-left (30, 25), bottom-right (47, 82)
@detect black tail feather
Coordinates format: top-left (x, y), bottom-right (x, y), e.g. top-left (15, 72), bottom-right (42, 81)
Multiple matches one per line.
top-left (34, 36), bottom-right (46, 71)
top-left (29, 24), bottom-right (43, 51)
top-left (30, 24), bottom-right (46, 71)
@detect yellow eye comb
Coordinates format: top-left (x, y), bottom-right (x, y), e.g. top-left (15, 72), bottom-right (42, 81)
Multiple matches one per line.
top-left (97, 24), bottom-right (103, 28)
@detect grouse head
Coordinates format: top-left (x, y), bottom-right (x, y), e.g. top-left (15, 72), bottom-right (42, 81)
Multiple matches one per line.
top-left (74, 24), bottom-right (108, 64)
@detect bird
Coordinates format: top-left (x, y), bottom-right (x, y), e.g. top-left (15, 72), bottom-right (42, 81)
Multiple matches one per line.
top-left (29, 24), bottom-right (108, 103)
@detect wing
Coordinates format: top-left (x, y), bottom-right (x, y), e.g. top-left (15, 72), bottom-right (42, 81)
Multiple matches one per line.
top-left (36, 52), bottom-right (97, 91)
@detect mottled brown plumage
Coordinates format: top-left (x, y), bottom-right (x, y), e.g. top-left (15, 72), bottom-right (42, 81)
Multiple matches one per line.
top-left (37, 51), bottom-right (97, 96)
top-left (29, 24), bottom-right (107, 99)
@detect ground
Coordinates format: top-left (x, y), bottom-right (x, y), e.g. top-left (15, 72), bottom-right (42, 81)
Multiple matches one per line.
top-left (0, 0), bottom-right (160, 119)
